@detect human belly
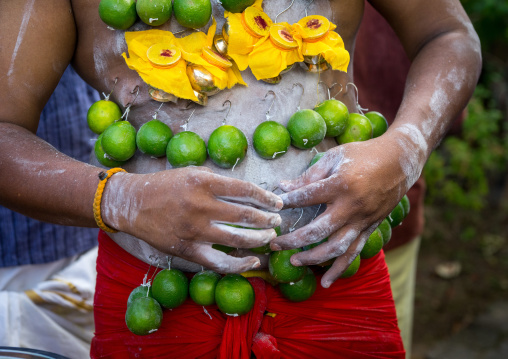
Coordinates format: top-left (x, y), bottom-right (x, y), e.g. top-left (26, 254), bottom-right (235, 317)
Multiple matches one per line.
top-left (91, 0), bottom-right (353, 272)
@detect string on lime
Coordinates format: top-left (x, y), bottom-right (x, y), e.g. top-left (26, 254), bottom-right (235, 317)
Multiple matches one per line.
top-left (121, 85), bottom-right (140, 121)
top-left (102, 77), bottom-right (118, 101)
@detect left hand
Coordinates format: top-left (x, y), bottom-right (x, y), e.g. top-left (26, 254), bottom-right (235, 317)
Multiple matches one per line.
top-left (271, 135), bottom-right (413, 288)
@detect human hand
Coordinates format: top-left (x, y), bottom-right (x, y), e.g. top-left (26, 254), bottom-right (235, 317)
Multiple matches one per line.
top-left (271, 134), bottom-right (419, 287)
top-left (101, 167), bottom-right (283, 273)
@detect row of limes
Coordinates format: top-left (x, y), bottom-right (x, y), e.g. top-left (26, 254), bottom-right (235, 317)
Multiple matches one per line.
top-left (88, 95), bottom-right (389, 169)
top-left (99, 0), bottom-right (253, 30)
top-left (125, 267), bottom-right (256, 335)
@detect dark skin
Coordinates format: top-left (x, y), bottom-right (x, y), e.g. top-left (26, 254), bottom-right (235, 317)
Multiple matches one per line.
top-left (0, 0), bottom-right (481, 286)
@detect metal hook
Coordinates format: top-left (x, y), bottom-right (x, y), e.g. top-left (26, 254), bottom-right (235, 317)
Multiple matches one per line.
top-left (304, 0), bottom-right (315, 17)
top-left (292, 82), bottom-right (304, 110)
top-left (264, 90), bottom-right (276, 120)
top-left (121, 85), bottom-right (140, 121)
top-left (102, 77), bottom-right (118, 101)
top-left (289, 208), bottom-right (304, 232)
top-left (330, 83), bottom-right (344, 98)
top-left (275, 0), bottom-right (296, 23)
top-left (221, 99), bottom-right (232, 126)
top-left (152, 102), bottom-right (164, 120)
top-left (346, 82), bottom-right (368, 114)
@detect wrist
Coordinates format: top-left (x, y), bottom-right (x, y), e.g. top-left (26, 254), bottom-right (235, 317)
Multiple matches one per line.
top-left (100, 170), bottom-right (130, 232)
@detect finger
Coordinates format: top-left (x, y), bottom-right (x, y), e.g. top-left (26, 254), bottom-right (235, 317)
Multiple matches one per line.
top-left (320, 232), bottom-right (369, 288)
top-left (209, 223), bottom-right (277, 249)
top-left (176, 241), bottom-right (262, 273)
top-left (279, 160), bottom-right (329, 192)
top-left (271, 212), bottom-right (337, 250)
top-left (288, 226), bottom-right (360, 267)
top-left (210, 176), bottom-right (283, 212)
top-left (279, 178), bottom-right (337, 209)
top-left (213, 200), bottom-right (282, 229)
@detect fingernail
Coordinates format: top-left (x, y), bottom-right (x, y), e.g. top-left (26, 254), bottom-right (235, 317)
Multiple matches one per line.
top-left (273, 215), bottom-right (282, 227)
top-left (321, 280), bottom-right (331, 289)
top-left (252, 260), bottom-right (261, 268)
top-left (291, 258), bottom-right (302, 266)
top-left (271, 243), bottom-right (281, 251)
top-left (275, 198), bottom-right (283, 210)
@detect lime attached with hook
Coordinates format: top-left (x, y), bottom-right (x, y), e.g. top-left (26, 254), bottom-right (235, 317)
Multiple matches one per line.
top-left (287, 109), bottom-right (327, 149)
top-left (336, 113), bottom-right (372, 144)
top-left (253, 121), bottom-right (291, 160)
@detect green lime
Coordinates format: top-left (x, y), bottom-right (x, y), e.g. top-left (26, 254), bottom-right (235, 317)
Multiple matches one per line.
top-left (136, 119), bottom-right (173, 157)
top-left (278, 267), bottom-right (316, 302)
top-left (136, 0), bottom-right (172, 27)
top-left (208, 125), bottom-right (248, 169)
top-left (151, 269), bottom-right (189, 309)
top-left (269, 249), bottom-right (306, 283)
top-left (313, 99), bottom-right (349, 137)
top-left (215, 274), bottom-right (255, 316)
top-left (360, 227), bottom-right (384, 259)
top-left (340, 255), bottom-right (361, 278)
top-left (387, 201), bottom-right (405, 228)
top-left (286, 109), bottom-right (327, 149)
top-left (220, 0), bottom-right (255, 13)
top-left (94, 133), bottom-right (127, 168)
top-left (101, 121), bottom-right (137, 161)
top-left (252, 121), bottom-right (291, 159)
top-left (309, 152), bottom-right (325, 167)
top-left (378, 218), bottom-right (393, 246)
top-left (127, 285), bottom-right (153, 307)
top-left (87, 100), bottom-right (122, 135)
top-left (189, 270), bottom-right (222, 306)
top-left (125, 296), bottom-right (163, 336)
top-left (212, 244), bottom-right (235, 253)
top-left (166, 131), bottom-right (207, 167)
top-left (250, 226), bottom-right (281, 254)
top-left (336, 113), bottom-right (373, 144)
top-left (365, 111), bottom-right (388, 138)
top-left (173, 0), bottom-right (212, 29)
top-left (400, 194), bottom-right (410, 218)
top-left (98, 0), bottom-right (137, 30)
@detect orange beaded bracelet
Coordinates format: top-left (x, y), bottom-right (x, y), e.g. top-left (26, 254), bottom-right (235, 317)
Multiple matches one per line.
top-left (93, 167), bottom-right (126, 233)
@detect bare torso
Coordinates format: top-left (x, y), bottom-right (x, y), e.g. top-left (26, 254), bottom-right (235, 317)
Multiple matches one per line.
top-left (70, 0), bottom-right (364, 271)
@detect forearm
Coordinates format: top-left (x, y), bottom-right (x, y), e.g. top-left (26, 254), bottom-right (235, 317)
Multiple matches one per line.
top-left (0, 122), bottom-right (102, 227)
top-left (387, 28), bottom-right (481, 189)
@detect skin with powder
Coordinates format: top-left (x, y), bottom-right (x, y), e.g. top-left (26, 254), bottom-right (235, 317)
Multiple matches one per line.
top-left (0, 0), bottom-right (481, 288)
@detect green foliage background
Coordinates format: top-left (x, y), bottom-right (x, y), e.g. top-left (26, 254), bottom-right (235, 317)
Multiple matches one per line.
top-left (423, 1), bottom-right (508, 210)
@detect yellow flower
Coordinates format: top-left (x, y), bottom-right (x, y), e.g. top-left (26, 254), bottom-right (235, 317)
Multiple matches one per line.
top-left (223, 0), bottom-right (272, 70)
top-left (122, 30), bottom-right (198, 102)
top-left (248, 22), bottom-right (303, 80)
top-left (293, 15), bottom-right (350, 72)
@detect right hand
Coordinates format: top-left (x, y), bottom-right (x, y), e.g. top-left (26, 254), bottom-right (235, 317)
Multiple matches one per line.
top-left (101, 167), bottom-right (283, 273)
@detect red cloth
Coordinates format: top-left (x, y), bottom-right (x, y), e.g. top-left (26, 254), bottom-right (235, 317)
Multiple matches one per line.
top-left (91, 231), bottom-right (405, 358)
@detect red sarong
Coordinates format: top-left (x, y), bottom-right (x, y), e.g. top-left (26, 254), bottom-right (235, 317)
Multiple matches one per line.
top-left (91, 231), bottom-right (405, 358)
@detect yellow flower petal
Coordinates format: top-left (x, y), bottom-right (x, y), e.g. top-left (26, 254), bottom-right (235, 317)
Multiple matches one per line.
top-left (123, 30), bottom-right (198, 101)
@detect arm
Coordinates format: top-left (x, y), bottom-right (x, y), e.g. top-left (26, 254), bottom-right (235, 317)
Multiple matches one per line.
top-left (271, 0), bottom-right (481, 287)
top-left (0, 0), bottom-right (282, 273)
